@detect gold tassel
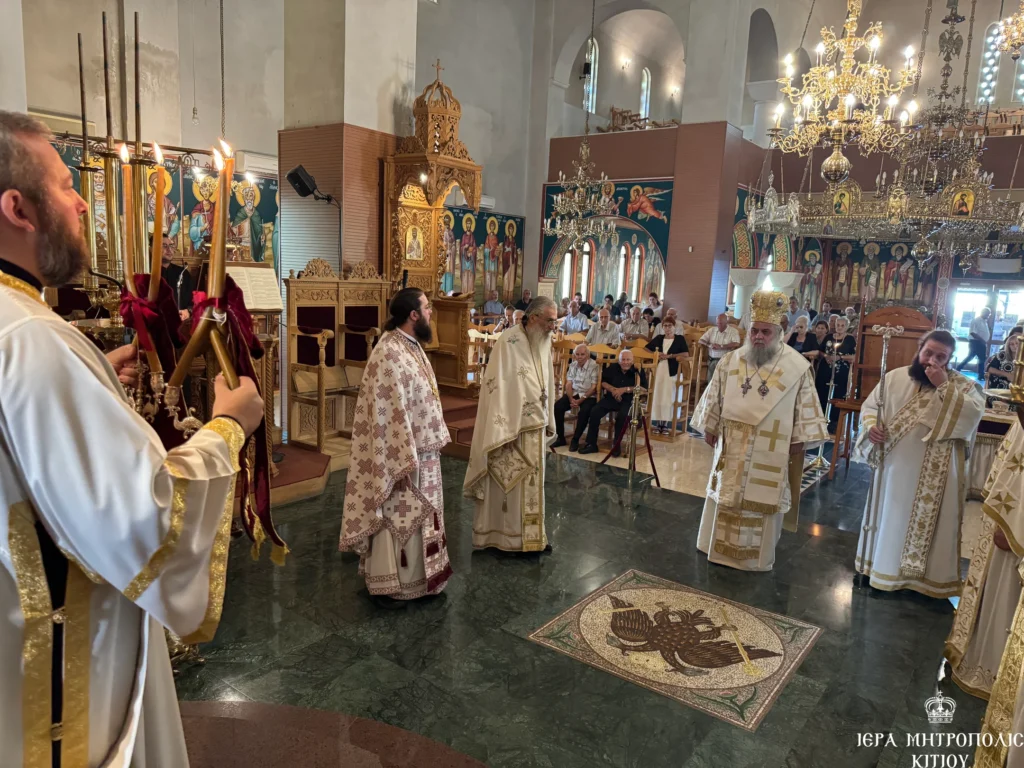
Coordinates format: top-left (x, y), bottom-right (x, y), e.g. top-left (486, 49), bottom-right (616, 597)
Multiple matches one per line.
top-left (270, 543), bottom-right (290, 567)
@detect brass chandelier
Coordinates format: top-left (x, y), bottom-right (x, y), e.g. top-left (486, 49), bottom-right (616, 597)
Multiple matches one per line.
top-left (543, 0), bottom-right (616, 251)
top-left (999, 0), bottom-right (1024, 59)
top-left (750, 0), bottom-right (1024, 259)
top-left (771, 0), bottom-right (917, 162)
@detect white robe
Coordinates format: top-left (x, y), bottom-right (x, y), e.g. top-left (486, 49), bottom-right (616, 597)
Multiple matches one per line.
top-left (0, 273), bottom-right (243, 766)
top-left (464, 324), bottom-right (555, 552)
top-left (948, 421), bottom-right (1024, 698)
top-left (691, 344), bottom-right (827, 571)
top-left (853, 367), bottom-right (985, 598)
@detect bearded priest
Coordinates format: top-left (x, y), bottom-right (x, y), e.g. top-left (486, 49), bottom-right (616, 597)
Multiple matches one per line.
top-left (692, 290), bottom-right (828, 571)
top-left (465, 296), bottom-right (558, 552)
top-left (339, 288), bottom-right (452, 604)
top-left (853, 330), bottom-right (984, 598)
top-left (946, 419), bottom-right (1024, 699)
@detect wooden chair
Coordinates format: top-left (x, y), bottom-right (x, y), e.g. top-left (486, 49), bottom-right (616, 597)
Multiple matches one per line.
top-left (289, 324), bottom-right (380, 452)
top-left (589, 345), bottom-right (656, 445)
top-left (468, 328), bottom-right (496, 384)
top-left (650, 355), bottom-right (696, 442)
top-left (552, 339), bottom-right (577, 399)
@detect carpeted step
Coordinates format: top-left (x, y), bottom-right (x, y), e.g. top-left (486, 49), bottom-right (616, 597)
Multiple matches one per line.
top-left (440, 396), bottom-right (478, 423)
top-left (447, 417), bottom-right (476, 446)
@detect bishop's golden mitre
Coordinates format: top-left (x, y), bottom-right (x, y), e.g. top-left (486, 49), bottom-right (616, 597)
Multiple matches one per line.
top-left (749, 290), bottom-right (789, 326)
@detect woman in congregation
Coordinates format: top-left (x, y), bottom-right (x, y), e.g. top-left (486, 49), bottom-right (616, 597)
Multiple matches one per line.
top-left (985, 325), bottom-right (1023, 389)
top-left (814, 315), bottom-right (856, 434)
top-left (786, 316), bottom-right (820, 362)
top-left (645, 317), bottom-right (689, 434)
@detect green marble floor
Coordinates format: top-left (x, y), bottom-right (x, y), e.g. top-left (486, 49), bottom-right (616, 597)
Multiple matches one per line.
top-left (176, 455), bottom-right (986, 768)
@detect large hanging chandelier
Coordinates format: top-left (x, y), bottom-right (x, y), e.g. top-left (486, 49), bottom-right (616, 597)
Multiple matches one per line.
top-left (543, 0), bottom-right (616, 250)
top-left (750, 0), bottom-right (1024, 256)
top-left (771, 0), bottom-right (916, 164)
top-left (999, 1), bottom-right (1024, 59)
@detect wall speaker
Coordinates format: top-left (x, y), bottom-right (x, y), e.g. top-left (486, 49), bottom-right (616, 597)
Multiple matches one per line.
top-left (286, 165), bottom-right (318, 198)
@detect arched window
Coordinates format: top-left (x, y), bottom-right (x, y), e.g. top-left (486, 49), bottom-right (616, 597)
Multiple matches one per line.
top-left (658, 268), bottom-right (665, 301)
top-left (583, 38), bottom-right (599, 114)
top-left (616, 244), bottom-right (627, 297)
top-left (560, 255), bottom-right (572, 301)
top-left (579, 240), bottom-right (592, 298)
top-left (1015, 57), bottom-right (1024, 103)
top-left (640, 67), bottom-right (652, 119)
top-left (629, 246), bottom-right (643, 300)
top-left (978, 24), bottom-right (1003, 105)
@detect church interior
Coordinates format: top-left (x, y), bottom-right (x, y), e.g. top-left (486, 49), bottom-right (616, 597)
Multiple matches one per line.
top-left (16, 0), bottom-right (1024, 764)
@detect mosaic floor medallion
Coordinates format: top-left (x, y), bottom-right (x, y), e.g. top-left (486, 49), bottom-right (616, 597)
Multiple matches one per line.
top-left (528, 570), bottom-right (822, 731)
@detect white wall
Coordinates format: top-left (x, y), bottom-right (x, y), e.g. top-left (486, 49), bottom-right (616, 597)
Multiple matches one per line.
top-left (346, 0), bottom-right (417, 135)
top-left (563, 24), bottom-right (685, 124)
top-left (416, 0), bottom-right (536, 216)
top-left (178, 0), bottom-right (283, 155)
top-left (0, 0), bottom-right (27, 111)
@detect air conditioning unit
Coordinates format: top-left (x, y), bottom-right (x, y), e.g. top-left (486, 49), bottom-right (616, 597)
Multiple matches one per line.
top-left (452, 189), bottom-right (496, 210)
top-left (235, 151), bottom-right (278, 177)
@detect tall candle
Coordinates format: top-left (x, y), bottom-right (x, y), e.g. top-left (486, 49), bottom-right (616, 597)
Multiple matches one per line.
top-left (209, 148), bottom-right (225, 273)
top-left (120, 144), bottom-right (138, 296)
top-left (148, 145), bottom-right (165, 302)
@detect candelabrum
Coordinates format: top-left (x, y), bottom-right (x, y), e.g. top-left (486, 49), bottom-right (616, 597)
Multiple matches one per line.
top-left (543, 141), bottom-right (618, 252)
top-left (772, 0), bottom-right (916, 159)
top-left (1000, 2), bottom-right (1024, 61)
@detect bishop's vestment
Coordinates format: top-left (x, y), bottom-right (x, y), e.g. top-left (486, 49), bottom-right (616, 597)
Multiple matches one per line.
top-left (0, 270), bottom-right (245, 766)
top-left (464, 324), bottom-right (555, 552)
top-left (853, 367), bottom-right (984, 597)
top-left (339, 330), bottom-right (452, 598)
top-left (691, 345), bottom-right (827, 571)
top-left (947, 420), bottom-right (1024, 699)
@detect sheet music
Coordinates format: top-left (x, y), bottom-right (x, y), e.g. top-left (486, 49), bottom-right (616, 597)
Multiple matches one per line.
top-left (226, 265), bottom-right (283, 311)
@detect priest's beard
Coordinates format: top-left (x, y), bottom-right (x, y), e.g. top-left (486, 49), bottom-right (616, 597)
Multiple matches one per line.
top-left (743, 336), bottom-right (782, 368)
top-left (413, 314), bottom-right (433, 343)
top-left (525, 322), bottom-right (551, 350)
top-left (908, 356), bottom-right (938, 389)
top-left (35, 201), bottom-right (90, 287)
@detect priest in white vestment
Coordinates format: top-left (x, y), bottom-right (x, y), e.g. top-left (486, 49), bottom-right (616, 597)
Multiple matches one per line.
top-left (465, 296), bottom-right (557, 552)
top-left (853, 329), bottom-right (985, 598)
top-left (975, 558), bottom-right (1024, 768)
top-left (692, 290), bottom-right (828, 572)
top-left (0, 111), bottom-right (266, 766)
top-left (339, 288), bottom-right (453, 603)
top-left (947, 420), bottom-right (1024, 699)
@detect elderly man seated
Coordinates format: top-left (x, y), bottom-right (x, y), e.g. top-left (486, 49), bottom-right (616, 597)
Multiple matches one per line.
top-left (560, 300), bottom-right (590, 334)
top-left (620, 305), bottom-right (650, 342)
top-left (552, 343), bottom-right (599, 450)
top-left (482, 290), bottom-right (504, 323)
top-left (579, 348), bottom-right (648, 457)
top-left (586, 308), bottom-right (621, 347)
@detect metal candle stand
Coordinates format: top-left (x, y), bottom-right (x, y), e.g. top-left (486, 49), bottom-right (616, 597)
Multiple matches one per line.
top-left (600, 381), bottom-right (661, 488)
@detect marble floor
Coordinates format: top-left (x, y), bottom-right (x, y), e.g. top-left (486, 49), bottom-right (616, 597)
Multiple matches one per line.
top-left (177, 454), bottom-right (988, 768)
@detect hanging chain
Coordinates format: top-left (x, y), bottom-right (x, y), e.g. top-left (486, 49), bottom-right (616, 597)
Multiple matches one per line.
top-left (961, 0), bottom-right (978, 108)
top-left (798, 0), bottom-right (817, 52)
top-left (219, 0), bottom-right (226, 138)
top-left (583, 0), bottom-right (596, 135)
top-left (190, 0), bottom-right (198, 124)
top-left (914, 0), bottom-right (933, 97)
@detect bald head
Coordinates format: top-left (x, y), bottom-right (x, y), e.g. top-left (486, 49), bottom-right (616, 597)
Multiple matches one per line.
top-left (716, 313), bottom-right (728, 331)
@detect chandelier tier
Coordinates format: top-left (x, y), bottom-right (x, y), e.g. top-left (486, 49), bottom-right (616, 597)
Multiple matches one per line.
top-left (543, 0), bottom-right (616, 252)
top-left (1000, 0), bottom-right (1024, 60)
top-left (771, 0), bottom-right (917, 159)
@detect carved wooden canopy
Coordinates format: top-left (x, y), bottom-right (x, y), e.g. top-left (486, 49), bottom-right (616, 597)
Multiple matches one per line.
top-left (390, 60), bottom-right (482, 208)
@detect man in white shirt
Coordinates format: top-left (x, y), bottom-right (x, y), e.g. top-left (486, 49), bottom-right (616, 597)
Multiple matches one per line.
top-left (784, 296), bottom-right (809, 329)
top-left (620, 305), bottom-right (650, 341)
top-left (586, 308), bottom-right (621, 347)
top-left (560, 301), bottom-right (590, 334)
top-left (699, 313), bottom-right (742, 379)
top-left (957, 306), bottom-right (992, 375)
top-left (552, 343), bottom-right (600, 450)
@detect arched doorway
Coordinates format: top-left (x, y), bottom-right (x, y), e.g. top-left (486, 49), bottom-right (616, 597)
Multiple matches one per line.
top-left (744, 8), bottom-right (781, 148)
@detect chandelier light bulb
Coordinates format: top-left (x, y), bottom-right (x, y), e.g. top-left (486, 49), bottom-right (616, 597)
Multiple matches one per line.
top-left (786, 64), bottom-right (795, 78)
top-left (900, 110), bottom-right (909, 125)
top-left (907, 100), bottom-right (919, 115)
top-left (802, 94), bottom-right (814, 108)
top-left (784, 53), bottom-right (794, 66)
top-left (904, 46), bottom-right (915, 59)
top-left (887, 95), bottom-right (899, 106)
top-left (869, 36), bottom-right (881, 51)
top-left (816, 42), bottom-right (825, 55)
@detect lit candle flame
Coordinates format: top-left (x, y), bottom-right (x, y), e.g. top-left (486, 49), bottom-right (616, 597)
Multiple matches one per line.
top-left (153, 143), bottom-right (164, 165)
top-left (218, 138), bottom-right (232, 158)
top-left (244, 171), bottom-right (256, 184)
top-left (119, 143), bottom-right (130, 164)
top-left (213, 148), bottom-right (225, 172)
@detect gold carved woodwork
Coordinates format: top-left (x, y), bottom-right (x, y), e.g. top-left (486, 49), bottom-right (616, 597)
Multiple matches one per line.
top-left (298, 258), bottom-right (338, 279)
top-left (345, 261), bottom-right (383, 281)
top-left (383, 60), bottom-right (482, 296)
top-left (293, 289), bottom-right (338, 303)
top-left (340, 289), bottom-right (383, 302)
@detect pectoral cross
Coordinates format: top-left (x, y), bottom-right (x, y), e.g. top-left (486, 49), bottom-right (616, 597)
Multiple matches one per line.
top-left (540, 388), bottom-right (548, 409)
top-left (740, 379), bottom-right (753, 396)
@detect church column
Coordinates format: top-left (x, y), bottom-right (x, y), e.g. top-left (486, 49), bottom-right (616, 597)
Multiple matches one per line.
top-left (523, 0), bottom-right (558, 294)
top-left (768, 271), bottom-right (802, 300)
top-left (747, 79), bottom-right (781, 149)
top-left (680, 0), bottom-right (750, 127)
top-left (729, 267), bottom-right (764, 319)
top-left (284, 0), bottom-right (347, 128)
top-left (0, 0), bottom-right (28, 112)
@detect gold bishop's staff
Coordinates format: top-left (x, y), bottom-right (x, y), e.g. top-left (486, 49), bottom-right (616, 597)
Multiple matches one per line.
top-left (855, 323), bottom-right (904, 573)
top-left (719, 605), bottom-right (757, 677)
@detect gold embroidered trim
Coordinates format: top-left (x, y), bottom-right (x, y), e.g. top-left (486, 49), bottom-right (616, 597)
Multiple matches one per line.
top-left (982, 503), bottom-right (1024, 558)
top-left (123, 474), bottom-right (189, 601)
top-left (202, 418), bottom-right (244, 471)
top-left (952, 663), bottom-right (995, 701)
top-left (945, 517), bottom-right (996, 670)
top-left (8, 502), bottom-right (53, 768)
top-left (180, 470), bottom-right (236, 644)
top-left (713, 541), bottom-right (763, 561)
top-left (0, 272), bottom-right (46, 306)
top-left (741, 498), bottom-right (782, 515)
top-left (899, 439), bottom-right (955, 578)
top-left (61, 565), bottom-right (92, 768)
top-left (975, 589), bottom-right (1024, 768)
